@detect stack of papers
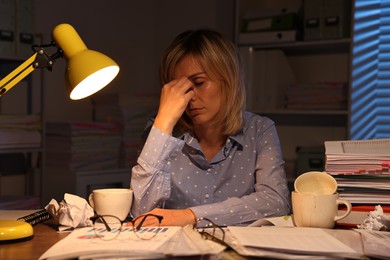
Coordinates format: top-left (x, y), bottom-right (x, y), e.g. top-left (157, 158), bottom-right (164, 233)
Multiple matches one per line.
top-left (324, 139), bottom-right (390, 204)
top-left (0, 115), bottom-right (41, 149)
top-left (46, 121), bottom-right (122, 171)
top-left (285, 81), bottom-right (348, 110)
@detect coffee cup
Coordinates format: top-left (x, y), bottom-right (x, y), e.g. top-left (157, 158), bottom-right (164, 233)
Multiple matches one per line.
top-left (294, 171), bottom-right (337, 195)
top-left (291, 191), bottom-right (352, 228)
top-left (88, 188), bottom-right (133, 221)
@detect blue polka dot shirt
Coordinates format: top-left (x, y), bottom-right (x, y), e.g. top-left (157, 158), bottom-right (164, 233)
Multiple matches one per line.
top-left (131, 111), bottom-right (291, 226)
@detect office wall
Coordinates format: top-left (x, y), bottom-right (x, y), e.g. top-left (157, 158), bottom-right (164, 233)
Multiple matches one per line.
top-left (34, 0), bottom-right (234, 121)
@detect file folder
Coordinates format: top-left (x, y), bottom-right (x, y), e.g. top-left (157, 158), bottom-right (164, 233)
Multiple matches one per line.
top-left (322, 0), bottom-right (351, 39)
top-left (304, 0), bottom-right (351, 41)
top-left (243, 13), bottom-right (301, 33)
top-left (0, 0), bottom-right (16, 56)
top-left (304, 0), bottom-right (323, 40)
top-left (17, 0), bottom-right (35, 58)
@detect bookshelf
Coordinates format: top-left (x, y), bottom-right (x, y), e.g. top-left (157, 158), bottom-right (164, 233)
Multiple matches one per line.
top-left (234, 0), bottom-right (353, 178)
top-left (0, 56), bottom-right (44, 209)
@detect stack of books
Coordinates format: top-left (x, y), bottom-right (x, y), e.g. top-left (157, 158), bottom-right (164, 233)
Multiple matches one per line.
top-left (285, 81), bottom-right (348, 110)
top-left (324, 138), bottom-right (390, 226)
top-left (46, 121), bottom-right (122, 171)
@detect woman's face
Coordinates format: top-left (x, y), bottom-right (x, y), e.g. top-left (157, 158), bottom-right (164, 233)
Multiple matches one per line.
top-left (174, 55), bottom-right (222, 128)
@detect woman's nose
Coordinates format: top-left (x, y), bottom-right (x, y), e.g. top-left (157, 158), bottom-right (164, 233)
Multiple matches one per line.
top-left (190, 87), bottom-right (197, 100)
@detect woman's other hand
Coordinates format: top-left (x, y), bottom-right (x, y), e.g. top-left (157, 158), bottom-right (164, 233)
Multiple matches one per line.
top-left (139, 208), bottom-right (196, 227)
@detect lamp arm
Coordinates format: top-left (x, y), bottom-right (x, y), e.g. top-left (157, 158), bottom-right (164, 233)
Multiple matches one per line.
top-left (0, 44), bottom-right (63, 97)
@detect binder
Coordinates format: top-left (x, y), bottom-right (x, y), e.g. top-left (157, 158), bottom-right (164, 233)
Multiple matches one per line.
top-left (0, 0), bottom-right (16, 56)
top-left (304, 0), bottom-right (351, 41)
top-left (243, 13), bottom-right (301, 33)
top-left (17, 0), bottom-right (35, 58)
top-left (322, 0), bottom-right (351, 40)
top-left (304, 0), bottom-right (323, 40)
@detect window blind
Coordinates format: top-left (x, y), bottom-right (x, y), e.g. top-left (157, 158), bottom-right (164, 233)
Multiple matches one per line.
top-left (351, 0), bottom-right (390, 139)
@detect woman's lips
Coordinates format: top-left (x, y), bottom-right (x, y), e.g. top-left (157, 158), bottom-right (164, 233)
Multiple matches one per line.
top-left (188, 108), bottom-right (204, 117)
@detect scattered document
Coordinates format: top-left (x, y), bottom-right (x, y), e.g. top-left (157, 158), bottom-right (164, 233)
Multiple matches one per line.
top-left (227, 226), bottom-right (362, 259)
top-left (356, 229), bottom-right (390, 259)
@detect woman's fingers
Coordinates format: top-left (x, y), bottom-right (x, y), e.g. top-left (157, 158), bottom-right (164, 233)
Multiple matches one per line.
top-left (154, 77), bottom-right (194, 134)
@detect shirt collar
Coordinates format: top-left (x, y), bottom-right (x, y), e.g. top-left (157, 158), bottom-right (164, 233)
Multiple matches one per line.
top-left (178, 113), bottom-right (251, 152)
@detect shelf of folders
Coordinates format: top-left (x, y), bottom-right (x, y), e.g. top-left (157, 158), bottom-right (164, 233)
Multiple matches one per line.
top-left (324, 138), bottom-right (390, 207)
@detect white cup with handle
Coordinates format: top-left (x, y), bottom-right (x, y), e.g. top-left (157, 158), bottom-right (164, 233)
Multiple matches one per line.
top-left (292, 171), bottom-right (352, 228)
top-left (88, 188), bottom-right (133, 221)
top-left (292, 191), bottom-right (352, 229)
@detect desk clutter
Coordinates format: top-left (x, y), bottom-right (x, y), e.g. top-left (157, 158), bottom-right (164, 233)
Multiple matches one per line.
top-left (36, 215), bottom-right (389, 259)
top-left (1, 207), bottom-right (389, 259)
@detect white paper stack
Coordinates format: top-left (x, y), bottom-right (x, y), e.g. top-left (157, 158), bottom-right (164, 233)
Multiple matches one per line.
top-left (324, 139), bottom-right (390, 204)
top-left (46, 121), bottom-right (122, 171)
top-left (0, 114), bottom-right (41, 149)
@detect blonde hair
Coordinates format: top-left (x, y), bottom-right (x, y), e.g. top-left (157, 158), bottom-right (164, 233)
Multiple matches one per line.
top-left (160, 29), bottom-right (246, 136)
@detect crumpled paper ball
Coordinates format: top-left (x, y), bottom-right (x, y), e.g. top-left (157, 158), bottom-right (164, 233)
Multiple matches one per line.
top-left (45, 193), bottom-right (94, 231)
top-left (358, 205), bottom-right (390, 231)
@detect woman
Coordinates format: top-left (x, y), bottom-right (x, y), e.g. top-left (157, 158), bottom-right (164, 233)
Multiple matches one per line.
top-left (130, 29), bottom-right (291, 227)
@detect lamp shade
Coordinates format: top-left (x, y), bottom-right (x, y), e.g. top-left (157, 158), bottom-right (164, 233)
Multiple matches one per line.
top-left (52, 24), bottom-right (119, 100)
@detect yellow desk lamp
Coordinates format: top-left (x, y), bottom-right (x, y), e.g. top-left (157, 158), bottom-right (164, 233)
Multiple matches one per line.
top-left (0, 23), bottom-right (120, 99)
top-left (0, 23), bottom-right (119, 243)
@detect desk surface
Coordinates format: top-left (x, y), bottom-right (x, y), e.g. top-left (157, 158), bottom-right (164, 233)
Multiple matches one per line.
top-left (0, 222), bottom-right (69, 260)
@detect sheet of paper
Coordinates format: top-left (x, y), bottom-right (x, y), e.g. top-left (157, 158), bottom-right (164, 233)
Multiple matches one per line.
top-left (248, 215), bottom-right (294, 227)
top-left (355, 229), bottom-right (390, 259)
top-left (227, 226), bottom-right (360, 258)
top-left (39, 226), bottom-right (181, 260)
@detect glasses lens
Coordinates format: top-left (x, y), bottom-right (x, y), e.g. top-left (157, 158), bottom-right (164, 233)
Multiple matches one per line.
top-left (132, 214), bottom-right (162, 240)
top-left (93, 215), bottom-right (122, 241)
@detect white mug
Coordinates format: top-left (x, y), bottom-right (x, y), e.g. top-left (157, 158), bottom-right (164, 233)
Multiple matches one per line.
top-left (88, 188), bottom-right (133, 221)
top-left (292, 191), bottom-right (352, 229)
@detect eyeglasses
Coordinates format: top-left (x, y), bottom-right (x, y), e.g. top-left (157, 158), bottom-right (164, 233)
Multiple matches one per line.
top-left (90, 214), bottom-right (163, 241)
top-left (194, 217), bottom-right (227, 246)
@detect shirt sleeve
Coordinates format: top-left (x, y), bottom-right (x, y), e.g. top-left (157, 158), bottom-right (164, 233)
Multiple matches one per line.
top-left (190, 120), bottom-right (291, 226)
top-left (130, 125), bottom-right (185, 217)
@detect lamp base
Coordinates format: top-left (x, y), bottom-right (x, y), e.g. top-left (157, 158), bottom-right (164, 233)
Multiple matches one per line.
top-left (0, 220), bottom-right (34, 243)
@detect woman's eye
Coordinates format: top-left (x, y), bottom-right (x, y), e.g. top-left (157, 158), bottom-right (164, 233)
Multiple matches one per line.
top-left (194, 81), bottom-right (204, 86)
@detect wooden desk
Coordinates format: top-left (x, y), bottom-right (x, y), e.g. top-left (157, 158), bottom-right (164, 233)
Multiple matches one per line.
top-left (0, 222), bottom-right (69, 260)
